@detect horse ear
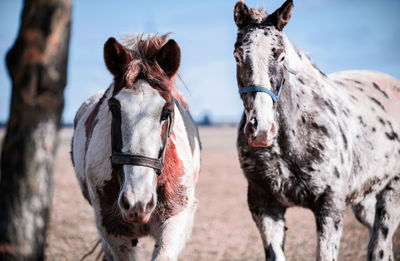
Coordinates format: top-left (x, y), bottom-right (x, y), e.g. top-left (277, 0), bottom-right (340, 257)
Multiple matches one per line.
top-left (156, 39), bottom-right (181, 78)
top-left (270, 0), bottom-right (293, 31)
top-left (234, 1), bottom-right (251, 29)
top-left (104, 37), bottom-right (131, 76)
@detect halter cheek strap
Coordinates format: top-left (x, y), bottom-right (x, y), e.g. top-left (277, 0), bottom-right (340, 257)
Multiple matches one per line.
top-left (239, 62), bottom-right (297, 108)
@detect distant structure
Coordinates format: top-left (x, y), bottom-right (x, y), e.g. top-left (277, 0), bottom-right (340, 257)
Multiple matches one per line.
top-left (197, 112), bottom-right (212, 126)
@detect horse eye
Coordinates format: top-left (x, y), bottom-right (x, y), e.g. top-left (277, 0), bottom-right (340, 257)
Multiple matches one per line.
top-left (160, 109), bottom-right (171, 122)
top-left (235, 56), bottom-right (240, 63)
top-left (280, 56), bottom-right (285, 62)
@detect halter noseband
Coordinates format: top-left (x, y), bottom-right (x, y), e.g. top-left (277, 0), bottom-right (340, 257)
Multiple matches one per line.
top-left (239, 62), bottom-right (297, 107)
top-left (110, 99), bottom-right (174, 176)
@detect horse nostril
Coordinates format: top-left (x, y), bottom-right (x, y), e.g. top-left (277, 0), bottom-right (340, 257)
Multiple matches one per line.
top-left (269, 122), bottom-right (277, 137)
top-left (119, 193), bottom-right (131, 210)
top-left (245, 120), bottom-right (257, 139)
top-left (145, 195), bottom-right (155, 212)
top-left (134, 212), bottom-right (138, 218)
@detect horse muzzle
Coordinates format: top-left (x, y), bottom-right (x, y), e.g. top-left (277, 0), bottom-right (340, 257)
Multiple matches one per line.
top-left (244, 120), bottom-right (276, 148)
top-left (123, 211), bottom-right (152, 225)
top-left (247, 130), bottom-right (274, 147)
top-left (118, 192), bottom-right (156, 224)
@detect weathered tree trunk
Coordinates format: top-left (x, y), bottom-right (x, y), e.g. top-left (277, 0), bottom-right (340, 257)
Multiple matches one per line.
top-left (0, 0), bottom-right (72, 259)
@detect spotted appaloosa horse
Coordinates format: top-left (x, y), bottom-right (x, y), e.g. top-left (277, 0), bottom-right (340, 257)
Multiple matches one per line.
top-left (71, 34), bottom-right (201, 260)
top-left (234, 1), bottom-right (400, 260)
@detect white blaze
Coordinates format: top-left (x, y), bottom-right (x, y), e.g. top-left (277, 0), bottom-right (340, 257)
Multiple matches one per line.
top-left (114, 80), bottom-right (166, 207)
top-left (244, 28), bottom-right (277, 139)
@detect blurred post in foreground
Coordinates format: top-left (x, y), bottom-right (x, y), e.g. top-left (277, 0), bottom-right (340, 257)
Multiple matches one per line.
top-left (0, 0), bottom-right (72, 259)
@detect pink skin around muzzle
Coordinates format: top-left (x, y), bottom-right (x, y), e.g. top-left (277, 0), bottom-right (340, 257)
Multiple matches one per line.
top-left (122, 211), bottom-right (152, 225)
top-left (247, 131), bottom-right (273, 147)
top-left (245, 119), bottom-right (276, 148)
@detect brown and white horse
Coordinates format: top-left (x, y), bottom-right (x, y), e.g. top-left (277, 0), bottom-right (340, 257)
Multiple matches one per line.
top-left (71, 34), bottom-right (201, 260)
top-left (234, 1), bottom-right (400, 261)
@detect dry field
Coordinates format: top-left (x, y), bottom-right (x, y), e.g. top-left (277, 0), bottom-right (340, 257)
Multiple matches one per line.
top-left (1, 127), bottom-right (399, 260)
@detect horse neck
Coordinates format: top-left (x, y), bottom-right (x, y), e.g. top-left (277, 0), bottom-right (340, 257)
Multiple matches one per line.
top-left (275, 36), bottom-right (332, 143)
top-left (283, 35), bottom-right (328, 82)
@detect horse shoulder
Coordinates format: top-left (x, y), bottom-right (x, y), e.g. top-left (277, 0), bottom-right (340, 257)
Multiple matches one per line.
top-left (72, 89), bottom-right (108, 204)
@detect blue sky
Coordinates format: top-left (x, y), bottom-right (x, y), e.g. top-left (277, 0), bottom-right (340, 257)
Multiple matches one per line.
top-left (1, 0), bottom-right (399, 124)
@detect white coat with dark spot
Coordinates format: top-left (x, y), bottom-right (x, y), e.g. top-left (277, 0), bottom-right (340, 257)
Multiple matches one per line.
top-left (72, 34), bottom-right (201, 261)
top-left (234, 1), bottom-right (400, 260)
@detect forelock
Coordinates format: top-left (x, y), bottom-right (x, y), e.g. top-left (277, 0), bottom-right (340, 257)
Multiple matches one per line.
top-left (236, 25), bottom-right (283, 53)
top-left (249, 7), bottom-right (269, 23)
top-left (117, 34), bottom-right (174, 101)
top-left (122, 33), bottom-right (169, 61)
top-left (112, 34), bottom-right (187, 107)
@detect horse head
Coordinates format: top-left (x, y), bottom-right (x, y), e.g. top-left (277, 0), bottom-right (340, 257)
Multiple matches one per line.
top-left (103, 35), bottom-right (180, 224)
top-left (234, 0), bottom-right (294, 147)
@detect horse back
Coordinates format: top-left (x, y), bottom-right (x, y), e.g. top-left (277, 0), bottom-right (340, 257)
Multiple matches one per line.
top-left (329, 70), bottom-right (400, 126)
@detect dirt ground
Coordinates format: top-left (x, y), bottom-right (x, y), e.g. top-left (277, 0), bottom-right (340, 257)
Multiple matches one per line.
top-left (36, 127), bottom-right (399, 261)
top-left (0, 127), bottom-right (395, 260)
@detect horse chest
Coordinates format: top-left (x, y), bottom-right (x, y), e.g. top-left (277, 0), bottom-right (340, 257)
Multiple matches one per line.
top-left (238, 146), bottom-right (327, 208)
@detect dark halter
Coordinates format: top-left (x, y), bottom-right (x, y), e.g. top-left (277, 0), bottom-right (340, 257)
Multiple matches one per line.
top-left (110, 99), bottom-right (174, 176)
top-left (239, 62), bottom-right (297, 108)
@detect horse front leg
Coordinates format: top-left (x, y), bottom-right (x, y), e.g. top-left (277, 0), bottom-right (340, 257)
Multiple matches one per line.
top-left (314, 191), bottom-right (345, 261)
top-left (99, 234), bottom-right (138, 261)
top-left (151, 203), bottom-right (197, 261)
top-left (248, 187), bottom-right (287, 261)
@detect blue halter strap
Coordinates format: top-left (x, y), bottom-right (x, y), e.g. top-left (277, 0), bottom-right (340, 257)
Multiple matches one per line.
top-left (239, 85), bottom-right (283, 105)
top-left (239, 63), bottom-right (296, 108)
